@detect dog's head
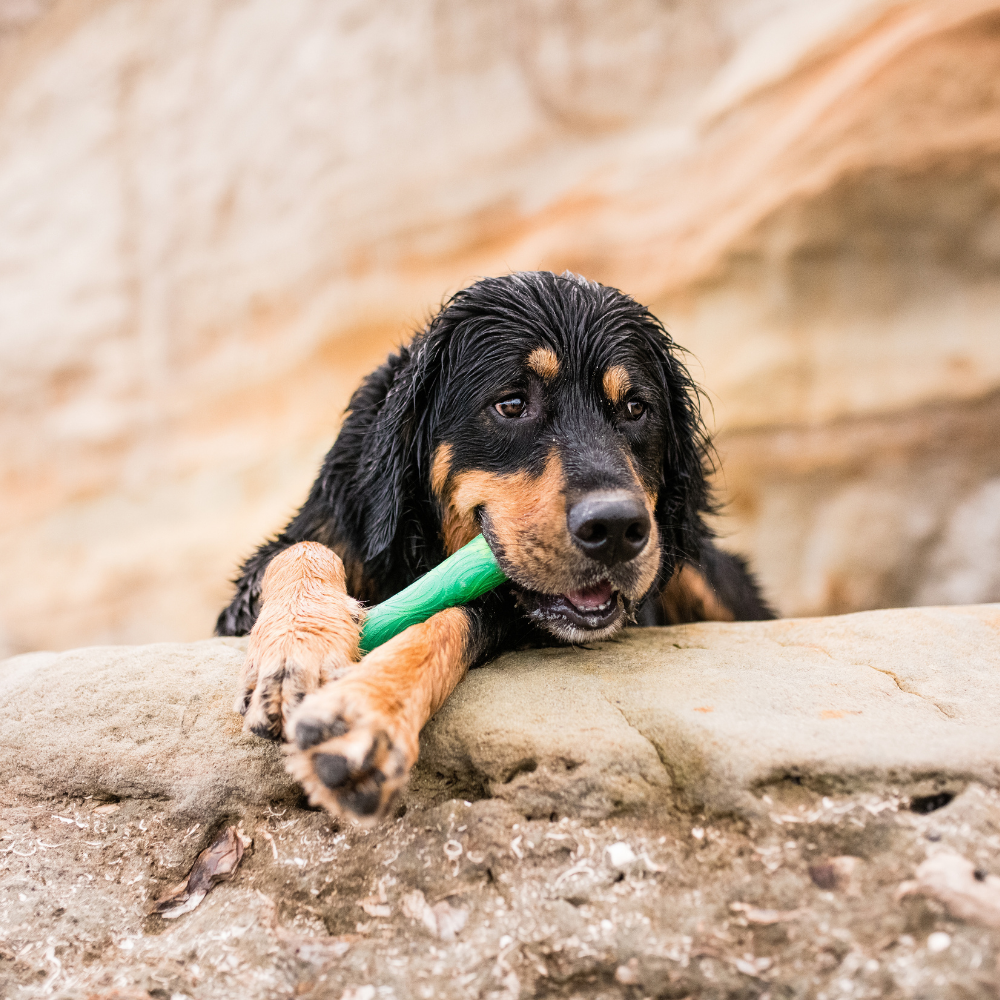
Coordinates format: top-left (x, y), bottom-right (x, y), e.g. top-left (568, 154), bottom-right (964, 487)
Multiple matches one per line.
top-left (347, 271), bottom-right (711, 641)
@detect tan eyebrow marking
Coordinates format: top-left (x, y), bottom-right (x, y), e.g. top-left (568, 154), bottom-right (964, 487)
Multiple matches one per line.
top-left (527, 347), bottom-right (560, 380)
top-left (602, 365), bottom-right (631, 405)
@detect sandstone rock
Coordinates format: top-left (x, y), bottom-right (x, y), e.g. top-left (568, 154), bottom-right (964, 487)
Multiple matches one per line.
top-left (715, 389), bottom-right (1000, 617)
top-left (4, 605), bottom-right (999, 823)
top-left (2, 0), bottom-right (1000, 651)
top-left (0, 637), bottom-right (298, 815)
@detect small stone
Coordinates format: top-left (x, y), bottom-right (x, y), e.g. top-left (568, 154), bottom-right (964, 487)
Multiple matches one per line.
top-left (809, 856), bottom-right (861, 892)
top-left (927, 932), bottom-right (951, 953)
top-left (614, 958), bottom-right (640, 985)
top-left (605, 842), bottom-right (638, 869)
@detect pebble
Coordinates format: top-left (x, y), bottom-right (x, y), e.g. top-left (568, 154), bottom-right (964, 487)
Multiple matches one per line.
top-left (605, 842), bottom-right (637, 869)
top-left (927, 932), bottom-right (951, 953)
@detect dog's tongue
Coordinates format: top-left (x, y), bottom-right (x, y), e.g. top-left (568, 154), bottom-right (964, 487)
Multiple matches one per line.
top-left (565, 581), bottom-right (614, 611)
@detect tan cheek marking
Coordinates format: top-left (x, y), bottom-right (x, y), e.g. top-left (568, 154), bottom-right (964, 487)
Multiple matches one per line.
top-left (439, 470), bottom-right (495, 556)
top-left (602, 365), bottom-right (631, 405)
top-left (438, 451), bottom-right (567, 559)
top-left (527, 347), bottom-right (560, 380)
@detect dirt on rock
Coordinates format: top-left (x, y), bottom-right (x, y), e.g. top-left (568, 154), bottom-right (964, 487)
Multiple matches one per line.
top-left (4, 780), bottom-right (1000, 999)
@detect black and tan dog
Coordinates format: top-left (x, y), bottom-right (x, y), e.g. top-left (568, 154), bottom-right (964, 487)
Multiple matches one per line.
top-left (217, 271), bottom-right (772, 821)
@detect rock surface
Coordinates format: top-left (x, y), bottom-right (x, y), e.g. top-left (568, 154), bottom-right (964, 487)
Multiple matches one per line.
top-left (3, 606), bottom-right (1000, 998)
top-left (2, 0), bottom-right (1000, 652)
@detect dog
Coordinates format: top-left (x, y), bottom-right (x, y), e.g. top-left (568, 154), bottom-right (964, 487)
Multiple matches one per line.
top-left (216, 271), bottom-right (773, 821)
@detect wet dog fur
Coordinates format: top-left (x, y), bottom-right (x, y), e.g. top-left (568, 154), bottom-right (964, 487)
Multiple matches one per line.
top-left (217, 271), bottom-right (773, 822)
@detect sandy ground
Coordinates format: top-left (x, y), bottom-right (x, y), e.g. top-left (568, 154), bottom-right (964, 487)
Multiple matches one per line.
top-left (4, 779), bottom-right (1000, 1000)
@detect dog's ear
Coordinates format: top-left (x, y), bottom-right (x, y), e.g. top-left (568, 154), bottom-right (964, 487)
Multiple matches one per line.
top-left (637, 317), bottom-right (714, 569)
top-left (339, 325), bottom-right (450, 584)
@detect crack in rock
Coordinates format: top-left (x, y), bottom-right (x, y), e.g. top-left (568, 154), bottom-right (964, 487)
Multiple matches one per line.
top-left (862, 662), bottom-right (956, 719)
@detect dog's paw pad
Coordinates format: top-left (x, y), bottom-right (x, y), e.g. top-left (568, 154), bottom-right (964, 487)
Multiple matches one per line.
top-left (313, 752), bottom-right (351, 787)
top-left (294, 716), bottom-right (349, 751)
top-left (341, 779), bottom-right (385, 817)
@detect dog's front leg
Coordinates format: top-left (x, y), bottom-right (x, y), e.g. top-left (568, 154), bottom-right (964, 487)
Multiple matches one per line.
top-left (237, 542), bottom-right (362, 740)
top-left (285, 605), bottom-right (483, 822)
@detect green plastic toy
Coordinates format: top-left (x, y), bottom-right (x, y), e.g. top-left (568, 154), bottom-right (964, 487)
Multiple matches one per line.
top-left (358, 534), bottom-right (507, 653)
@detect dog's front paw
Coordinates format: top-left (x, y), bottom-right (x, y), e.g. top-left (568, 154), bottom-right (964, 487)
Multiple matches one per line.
top-left (237, 637), bottom-right (333, 742)
top-left (284, 682), bottom-right (415, 822)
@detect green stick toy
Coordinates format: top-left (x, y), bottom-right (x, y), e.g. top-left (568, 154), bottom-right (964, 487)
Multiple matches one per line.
top-left (358, 534), bottom-right (507, 653)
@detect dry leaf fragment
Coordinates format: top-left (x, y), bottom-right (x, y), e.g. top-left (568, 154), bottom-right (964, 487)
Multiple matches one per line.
top-left (897, 852), bottom-right (1000, 927)
top-left (152, 825), bottom-right (251, 918)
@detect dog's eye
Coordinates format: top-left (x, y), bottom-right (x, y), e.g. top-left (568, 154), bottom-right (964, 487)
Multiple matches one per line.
top-left (625, 399), bottom-right (645, 420)
top-left (495, 398), bottom-right (526, 418)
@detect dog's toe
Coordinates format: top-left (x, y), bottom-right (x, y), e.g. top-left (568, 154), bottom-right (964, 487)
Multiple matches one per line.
top-left (294, 716), bottom-right (350, 751)
top-left (242, 671), bottom-right (286, 740)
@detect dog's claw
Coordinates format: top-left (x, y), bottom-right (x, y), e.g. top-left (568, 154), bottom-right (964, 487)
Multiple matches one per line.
top-left (249, 719), bottom-right (281, 741)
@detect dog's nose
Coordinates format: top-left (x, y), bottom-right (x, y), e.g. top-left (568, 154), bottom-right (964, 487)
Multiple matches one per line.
top-left (568, 491), bottom-right (651, 566)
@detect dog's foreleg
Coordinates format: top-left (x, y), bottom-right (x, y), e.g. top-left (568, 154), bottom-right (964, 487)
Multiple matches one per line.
top-left (237, 542), bottom-right (362, 740)
top-left (285, 605), bottom-right (480, 823)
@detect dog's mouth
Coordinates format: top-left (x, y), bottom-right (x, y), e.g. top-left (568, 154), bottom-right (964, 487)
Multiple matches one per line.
top-left (513, 579), bottom-right (625, 638)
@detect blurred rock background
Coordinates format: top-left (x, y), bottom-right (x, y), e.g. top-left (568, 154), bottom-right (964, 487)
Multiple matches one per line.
top-left (2, 0), bottom-right (999, 654)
